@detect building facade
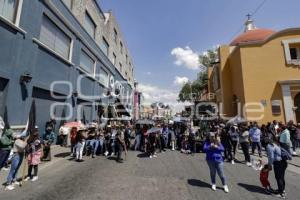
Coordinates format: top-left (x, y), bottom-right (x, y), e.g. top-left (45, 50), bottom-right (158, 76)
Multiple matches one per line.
top-left (0, 0), bottom-right (134, 133)
top-left (209, 17), bottom-right (300, 124)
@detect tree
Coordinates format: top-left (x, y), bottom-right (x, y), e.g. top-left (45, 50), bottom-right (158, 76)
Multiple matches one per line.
top-left (178, 48), bottom-right (218, 102)
top-left (178, 82), bottom-right (192, 102)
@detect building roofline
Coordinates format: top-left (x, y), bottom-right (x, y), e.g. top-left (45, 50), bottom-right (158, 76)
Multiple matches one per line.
top-left (235, 27), bottom-right (300, 47)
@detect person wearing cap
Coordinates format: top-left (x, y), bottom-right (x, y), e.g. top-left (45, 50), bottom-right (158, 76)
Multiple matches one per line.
top-left (5, 133), bottom-right (27, 190)
top-left (0, 129), bottom-right (14, 172)
top-left (203, 134), bottom-right (229, 193)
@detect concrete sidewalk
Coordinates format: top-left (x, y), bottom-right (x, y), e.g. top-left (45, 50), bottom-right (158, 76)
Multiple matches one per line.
top-left (0, 145), bottom-right (70, 186)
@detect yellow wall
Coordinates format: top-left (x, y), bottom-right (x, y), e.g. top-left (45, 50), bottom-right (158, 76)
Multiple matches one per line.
top-left (236, 30), bottom-right (300, 124)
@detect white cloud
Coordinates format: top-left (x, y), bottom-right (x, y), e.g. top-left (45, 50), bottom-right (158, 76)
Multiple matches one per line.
top-left (144, 71), bottom-right (152, 75)
top-left (138, 83), bottom-right (192, 113)
top-left (171, 46), bottom-right (200, 70)
top-left (174, 76), bottom-right (189, 86)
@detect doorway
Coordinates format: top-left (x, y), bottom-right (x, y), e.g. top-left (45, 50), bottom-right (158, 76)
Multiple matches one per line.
top-left (294, 92), bottom-right (300, 123)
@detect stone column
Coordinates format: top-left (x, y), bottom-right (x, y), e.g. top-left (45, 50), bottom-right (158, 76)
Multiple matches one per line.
top-left (281, 84), bottom-right (295, 123)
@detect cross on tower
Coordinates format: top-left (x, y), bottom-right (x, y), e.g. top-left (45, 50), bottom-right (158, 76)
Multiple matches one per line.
top-left (246, 14), bottom-right (252, 20)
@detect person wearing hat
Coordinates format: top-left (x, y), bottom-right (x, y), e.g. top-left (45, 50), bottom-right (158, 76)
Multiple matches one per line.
top-left (0, 128), bottom-right (14, 172)
top-left (203, 134), bottom-right (229, 193)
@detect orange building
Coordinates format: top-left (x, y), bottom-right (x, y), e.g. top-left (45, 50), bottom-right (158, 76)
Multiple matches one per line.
top-left (209, 17), bottom-right (300, 124)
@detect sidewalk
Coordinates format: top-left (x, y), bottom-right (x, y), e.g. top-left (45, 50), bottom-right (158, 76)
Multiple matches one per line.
top-left (0, 145), bottom-right (70, 186)
top-left (236, 148), bottom-right (300, 175)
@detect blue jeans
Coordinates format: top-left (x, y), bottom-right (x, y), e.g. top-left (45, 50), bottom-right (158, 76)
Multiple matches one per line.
top-left (135, 134), bottom-right (141, 151)
top-left (252, 142), bottom-right (262, 156)
top-left (0, 149), bottom-right (10, 170)
top-left (7, 153), bottom-right (24, 184)
top-left (86, 139), bottom-right (99, 155)
top-left (207, 160), bottom-right (227, 185)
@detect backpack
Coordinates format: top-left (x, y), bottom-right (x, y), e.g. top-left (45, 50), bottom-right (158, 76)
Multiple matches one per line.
top-left (281, 147), bottom-right (292, 161)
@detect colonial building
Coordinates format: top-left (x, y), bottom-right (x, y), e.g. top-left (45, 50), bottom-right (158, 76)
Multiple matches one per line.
top-left (209, 17), bottom-right (300, 124)
top-left (0, 0), bottom-right (135, 133)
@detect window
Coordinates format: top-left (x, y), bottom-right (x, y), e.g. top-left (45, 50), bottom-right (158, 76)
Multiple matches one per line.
top-left (40, 16), bottom-right (71, 60)
top-left (84, 12), bottom-right (96, 38)
top-left (62, 0), bottom-right (72, 9)
top-left (125, 72), bottom-right (128, 77)
top-left (290, 48), bottom-right (300, 60)
top-left (100, 37), bottom-right (109, 56)
top-left (113, 28), bottom-right (118, 44)
top-left (0, 0), bottom-right (18, 23)
top-left (112, 53), bottom-right (117, 65)
top-left (99, 68), bottom-right (109, 87)
top-left (80, 50), bottom-right (95, 74)
top-left (126, 54), bottom-right (128, 64)
top-left (119, 62), bottom-right (122, 72)
top-left (120, 41), bottom-right (123, 54)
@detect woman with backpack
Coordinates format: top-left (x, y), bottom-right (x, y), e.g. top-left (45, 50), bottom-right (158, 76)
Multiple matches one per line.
top-left (266, 137), bottom-right (290, 199)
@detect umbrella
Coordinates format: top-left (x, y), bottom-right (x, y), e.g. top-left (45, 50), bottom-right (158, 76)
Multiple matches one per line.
top-left (226, 116), bottom-right (247, 125)
top-left (64, 121), bottom-right (85, 129)
top-left (135, 119), bottom-right (155, 125)
top-left (146, 127), bottom-right (162, 134)
top-left (27, 99), bottom-right (36, 135)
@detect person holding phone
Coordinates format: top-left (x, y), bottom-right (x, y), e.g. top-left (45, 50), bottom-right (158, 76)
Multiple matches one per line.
top-left (203, 134), bottom-right (229, 193)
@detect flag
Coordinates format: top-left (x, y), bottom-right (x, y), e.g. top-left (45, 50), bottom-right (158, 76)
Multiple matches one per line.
top-left (27, 99), bottom-right (36, 135)
top-left (3, 106), bottom-right (10, 130)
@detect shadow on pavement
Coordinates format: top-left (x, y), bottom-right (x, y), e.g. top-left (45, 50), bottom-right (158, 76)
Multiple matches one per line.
top-left (187, 179), bottom-right (211, 188)
top-left (137, 152), bottom-right (149, 158)
top-left (238, 183), bottom-right (267, 194)
top-left (54, 152), bottom-right (71, 158)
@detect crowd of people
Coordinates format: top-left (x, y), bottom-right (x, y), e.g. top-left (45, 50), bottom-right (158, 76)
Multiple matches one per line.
top-left (0, 116), bottom-right (300, 199)
top-left (200, 119), bottom-right (299, 198)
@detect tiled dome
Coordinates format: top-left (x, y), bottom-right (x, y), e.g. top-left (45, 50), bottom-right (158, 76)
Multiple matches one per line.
top-left (230, 29), bottom-right (276, 46)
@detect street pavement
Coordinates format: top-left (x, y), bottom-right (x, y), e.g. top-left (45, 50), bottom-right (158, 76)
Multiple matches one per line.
top-left (1, 148), bottom-right (300, 200)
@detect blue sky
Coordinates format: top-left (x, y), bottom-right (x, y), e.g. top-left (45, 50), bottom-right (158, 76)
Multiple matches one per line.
top-left (99, 0), bottom-right (300, 110)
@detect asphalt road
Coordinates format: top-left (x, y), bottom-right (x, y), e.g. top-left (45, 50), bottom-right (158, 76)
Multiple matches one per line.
top-left (1, 150), bottom-right (300, 200)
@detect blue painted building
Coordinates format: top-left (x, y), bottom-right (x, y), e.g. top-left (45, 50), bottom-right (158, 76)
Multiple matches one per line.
top-left (0, 0), bottom-right (134, 134)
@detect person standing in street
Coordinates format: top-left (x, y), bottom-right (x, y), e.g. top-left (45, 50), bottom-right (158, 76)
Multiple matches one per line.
top-left (287, 121), bottom-right (297, 155)
top-left (115, 130), bottom-right (127, 163)
top-left (229, 125), bottom-right (239, 164)
top-left (279, 124), bottom-right (292, 154)
top-left (203, 134), bottom-right (229, 193)
top-left (250, 122), bottom-right (262, 157)
top-left (220, 126), bottom-right (233, 163)
top-left (266, 138), bottom-right (289, 199)
top-left (25, 131), bottom-right (42, 182)
top-left (5, 134), bottom-right (27, 190)
top-left (239, 124), bottom-right (251, 166)
top-left (75, 129), bottom-right (86, 162)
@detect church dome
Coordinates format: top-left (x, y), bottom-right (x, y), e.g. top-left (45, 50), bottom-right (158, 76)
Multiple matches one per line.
top-left (230, 29), bottom-right (276, 46)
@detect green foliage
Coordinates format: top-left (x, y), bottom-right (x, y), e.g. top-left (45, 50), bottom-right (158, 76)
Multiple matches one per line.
top-left (178, 48), bottom-right (218, 102)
